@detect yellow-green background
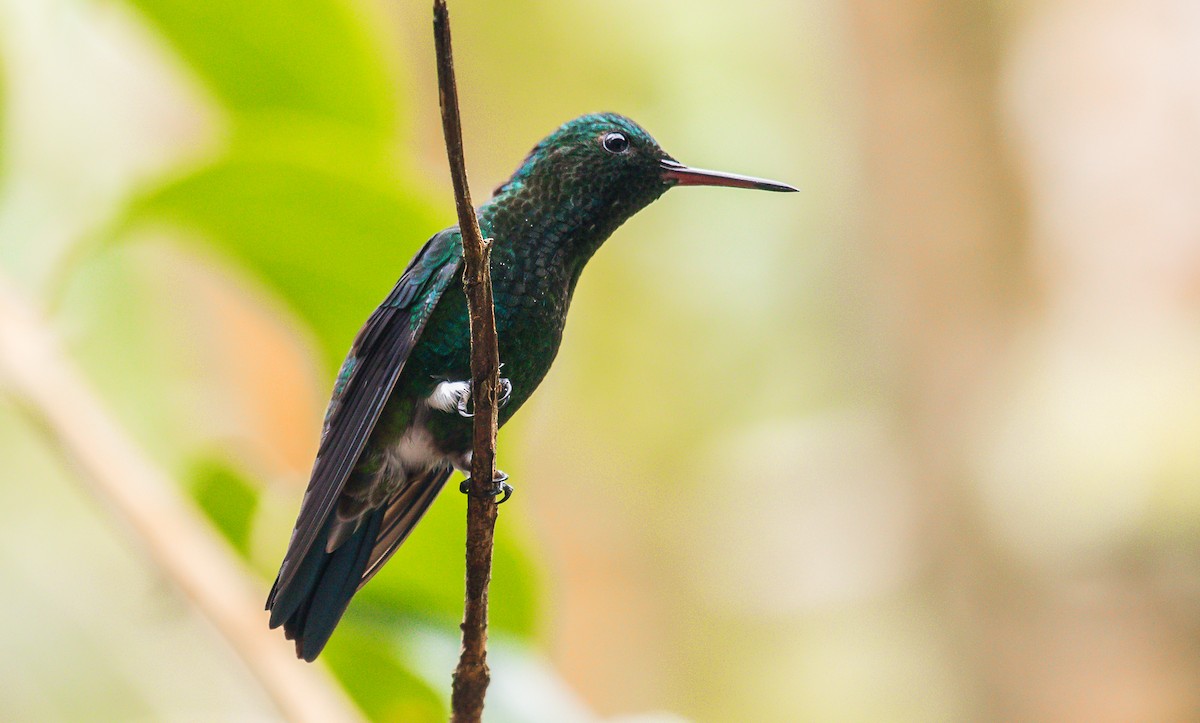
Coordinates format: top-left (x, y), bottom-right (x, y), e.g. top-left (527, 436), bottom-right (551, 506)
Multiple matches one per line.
top-left (2, 1), bottom-right (1199, 721)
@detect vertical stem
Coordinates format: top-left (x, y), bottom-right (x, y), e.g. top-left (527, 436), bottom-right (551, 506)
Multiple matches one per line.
top-left (432, 2), bottom-right (501, 720)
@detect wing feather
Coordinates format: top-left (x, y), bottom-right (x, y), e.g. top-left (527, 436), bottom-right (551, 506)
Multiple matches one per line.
top-left (357, 465), bottom-right (454, 590)
top-left (272, 229), bottom-right (462, 597)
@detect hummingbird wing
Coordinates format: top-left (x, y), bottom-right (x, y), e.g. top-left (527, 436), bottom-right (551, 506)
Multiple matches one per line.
top-left (271, 228), bottom-right (462, 599)
top-left (358, 464), bottom-right (454, 589)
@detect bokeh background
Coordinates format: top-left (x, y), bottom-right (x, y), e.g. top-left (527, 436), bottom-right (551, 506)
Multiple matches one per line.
top-left (2, 0), bottom-right (1200, 721)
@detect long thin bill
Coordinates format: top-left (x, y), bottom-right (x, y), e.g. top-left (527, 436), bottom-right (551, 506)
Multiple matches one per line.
top-left (660, 158), bottom-right (798, 192)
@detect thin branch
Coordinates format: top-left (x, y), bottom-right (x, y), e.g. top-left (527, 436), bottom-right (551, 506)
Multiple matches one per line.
top-left (0, 280), bottom-right (364, 723)
top-left (432, 2), bottom-right (503, 721)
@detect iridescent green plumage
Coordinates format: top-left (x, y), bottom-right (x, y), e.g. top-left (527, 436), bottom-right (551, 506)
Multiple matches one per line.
top-left (267, 113), bottom-right (795, 660)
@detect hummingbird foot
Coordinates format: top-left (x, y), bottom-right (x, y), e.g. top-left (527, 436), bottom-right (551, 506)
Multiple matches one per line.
top-left (459, 470), bottom-right (513, 504)
top-left (432, 377), bottom-right (513, 418)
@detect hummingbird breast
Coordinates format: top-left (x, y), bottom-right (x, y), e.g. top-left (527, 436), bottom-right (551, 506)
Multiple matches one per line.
top-left (490, 238), bottom-right (575, 408)
top-left (383, 225), bottom-right (575, 457)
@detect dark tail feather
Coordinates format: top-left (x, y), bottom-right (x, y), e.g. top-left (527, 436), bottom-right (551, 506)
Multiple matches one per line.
top-left (266, 509), bottom-right (384, 662)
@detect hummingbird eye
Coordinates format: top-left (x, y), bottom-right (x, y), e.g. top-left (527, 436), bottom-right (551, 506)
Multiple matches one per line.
top-left (601, 131), bottom-right (630, 154)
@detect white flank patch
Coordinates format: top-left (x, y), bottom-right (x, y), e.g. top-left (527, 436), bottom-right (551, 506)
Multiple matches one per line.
top-left (428, 380), bottom-right (470, 413)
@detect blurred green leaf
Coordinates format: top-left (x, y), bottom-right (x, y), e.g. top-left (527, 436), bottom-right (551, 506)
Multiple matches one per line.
top-left (121, 0), bottom-right (396, 134)
top-left (118, 151), bottom-right (443, 371)
top-left (322, 622), bottom-right (445, 722)
top-left (189, 457), bottom-right (259, 556)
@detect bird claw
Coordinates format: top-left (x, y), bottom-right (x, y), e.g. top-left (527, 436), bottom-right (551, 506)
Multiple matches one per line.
top-left (459, 470), bottom-right (513, 504)
top-left (454, 377), bottom-right (513, 418)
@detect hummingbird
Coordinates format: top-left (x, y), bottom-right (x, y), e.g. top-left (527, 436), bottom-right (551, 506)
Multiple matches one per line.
top-left (267, 112), bottom-right (796, 661)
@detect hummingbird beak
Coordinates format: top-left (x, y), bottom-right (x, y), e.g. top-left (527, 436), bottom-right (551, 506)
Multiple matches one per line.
top-left (660, 158), bottom-right (798, 192)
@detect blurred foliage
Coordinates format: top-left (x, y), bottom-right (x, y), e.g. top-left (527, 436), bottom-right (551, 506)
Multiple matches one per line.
top-left (121, 153), bottom-right (441, 370)
top-left (2, 0), bottom-right (546, 719)
top-left (122, 0), bottom-right (395, 133)
top-left (321, 622), bottom-right (445, 721)
top-left (189, 457), bottom-right (260, 556)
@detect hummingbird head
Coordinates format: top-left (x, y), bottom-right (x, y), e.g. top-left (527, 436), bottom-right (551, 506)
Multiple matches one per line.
top-left (485, 113), bottom-right (795, 263)
top-left (493, 112), bottom-right (796, 201)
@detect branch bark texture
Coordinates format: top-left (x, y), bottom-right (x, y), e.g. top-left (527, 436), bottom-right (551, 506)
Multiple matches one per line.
top-left (433, 2), bottom-right (502, 721)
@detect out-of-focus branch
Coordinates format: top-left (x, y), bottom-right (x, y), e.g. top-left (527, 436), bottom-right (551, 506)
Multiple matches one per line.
top-left (0, 280), bottom-right (364, 723)
top-left (432, 2), bottom-right (503, 721)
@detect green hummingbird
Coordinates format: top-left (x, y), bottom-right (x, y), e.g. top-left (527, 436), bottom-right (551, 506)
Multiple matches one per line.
top-left (267, 113), bottom-right (796, 661)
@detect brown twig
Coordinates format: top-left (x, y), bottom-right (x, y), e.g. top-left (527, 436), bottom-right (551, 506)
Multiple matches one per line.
top-left (432, 2), bottom-right (502, 720)
top-left (0, 280), bottom-right (364, 723)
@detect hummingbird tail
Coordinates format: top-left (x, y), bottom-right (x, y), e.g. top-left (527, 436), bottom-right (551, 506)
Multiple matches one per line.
top-left (266, 508), bottom-right (384, 662)
top-left (265, 464), bottom-right (454, 661)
